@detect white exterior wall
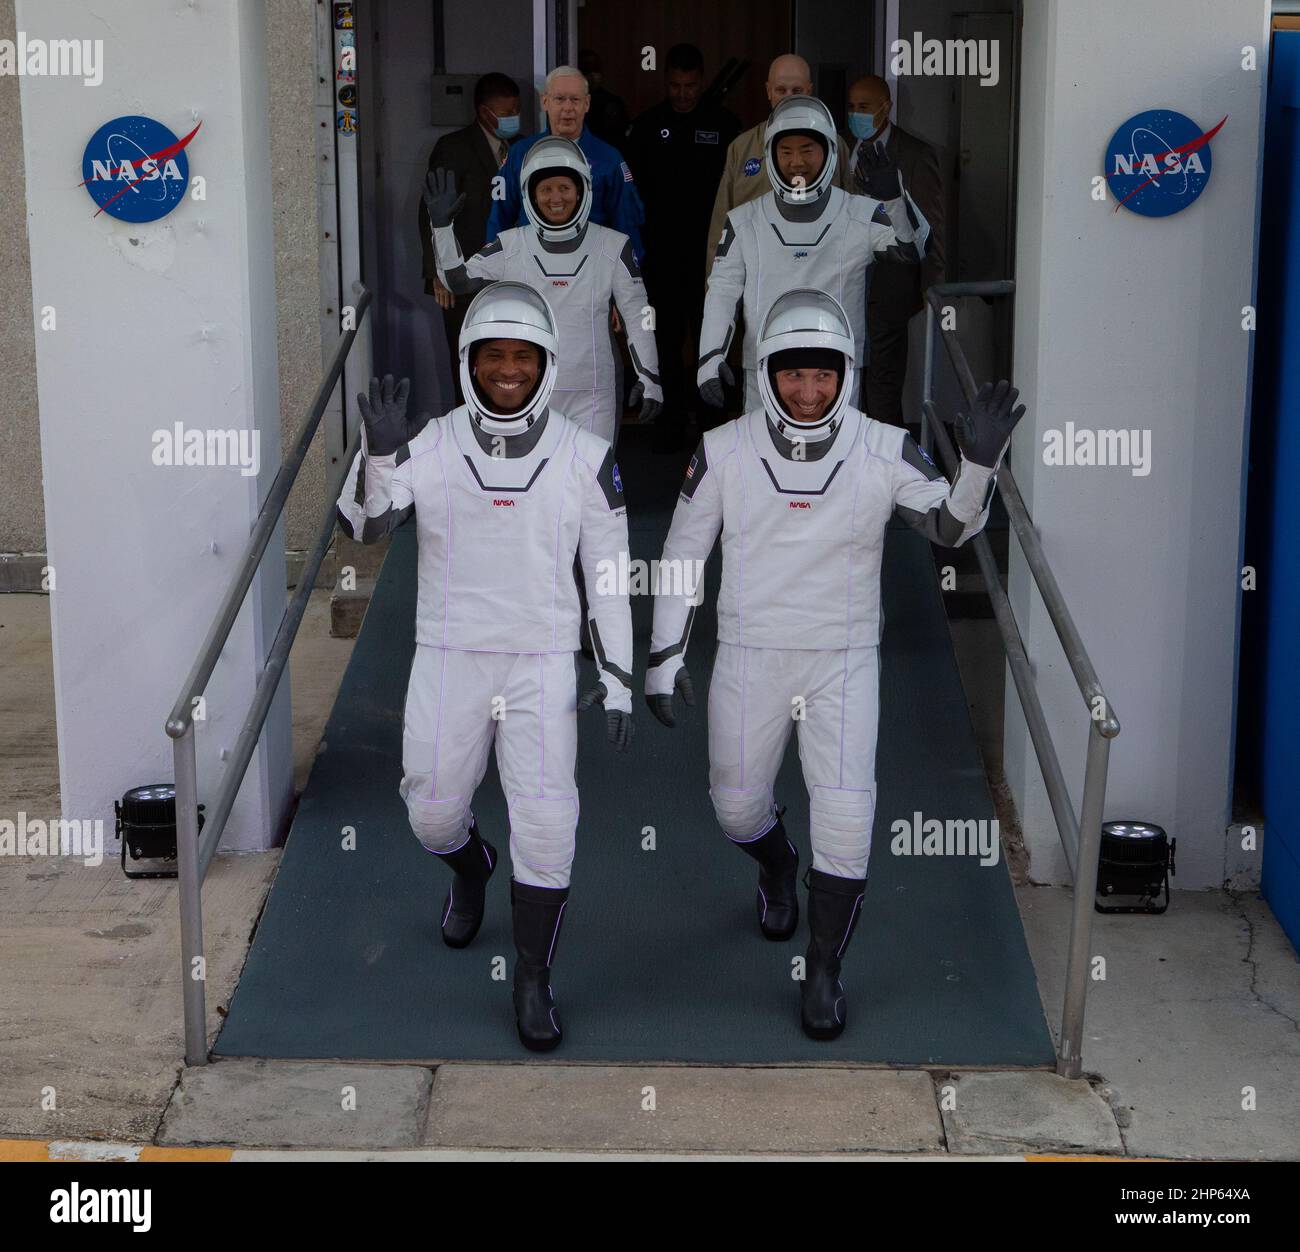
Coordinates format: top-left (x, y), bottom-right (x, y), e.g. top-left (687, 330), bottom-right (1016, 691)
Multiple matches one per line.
top-left (16, 0), bottom-right (292, 850)
top-left (1005, 0), bottom-right (1270, 887)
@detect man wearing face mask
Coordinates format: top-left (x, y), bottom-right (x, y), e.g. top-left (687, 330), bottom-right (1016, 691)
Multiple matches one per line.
top-left (648, 289), bottom-right (1023, 1039)
top-left (846, 75), bottom-right (945, 426)
top-left (698, 94), bottom-right (931, 414)
top-left (334, 282), bottom-right (635, 1054)
top-left (426, 136), bottom-right (662, 446)
top-left (419, 73), bottom-right (523, 405)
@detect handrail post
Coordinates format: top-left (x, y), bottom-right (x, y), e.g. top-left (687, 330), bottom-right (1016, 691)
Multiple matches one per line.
top-left (173, 722), bottom-right (207, 1067)
top-left (1056, 723), bottom-right (1112, 1078)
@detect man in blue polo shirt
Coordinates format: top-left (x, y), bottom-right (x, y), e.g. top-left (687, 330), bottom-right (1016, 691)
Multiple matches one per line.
top-left (486, 64), bottom-right (645, 264)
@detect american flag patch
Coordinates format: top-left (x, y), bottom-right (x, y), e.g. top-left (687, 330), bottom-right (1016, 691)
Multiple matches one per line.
top-left (621, 161), bottom-right (633, 182)
top-left (686, 455), bottom-right (698, 479)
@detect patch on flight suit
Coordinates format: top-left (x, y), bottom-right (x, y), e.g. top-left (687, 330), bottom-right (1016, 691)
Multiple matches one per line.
top-left (619, 238), bottom-right (643, 279)
top-left (696, 130), bottom-right (719, 144)
top-left (479, 237), bottom-right (504, 257)
top-left (871, 202), bottom-right (893, 226)
top-left (681, 441), bottom-right (709, 500)
top-left (715, 221), bottom-right (736, 259)
top-left (743, 157), bottom-right (762, 176)
top-left (596, 448), bottom-right (625, 510)
top-left (901, 434), bottom-right (944, 482)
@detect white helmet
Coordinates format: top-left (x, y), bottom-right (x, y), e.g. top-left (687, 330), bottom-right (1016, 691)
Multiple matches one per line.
top-left (459, 280), bottom-right (558, 429)
top-left (763, 95), bottom-right (838, 205)
top-left (520, 136), bottom-right (592, 243)
top-left (756, 288), bottom-right (856, 435)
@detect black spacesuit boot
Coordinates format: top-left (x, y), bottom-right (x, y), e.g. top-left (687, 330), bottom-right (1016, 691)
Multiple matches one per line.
top-left (729, 816), bottom-right (799, 940)
top-left (801, 868), bottom-right (867, 1040)
top-left (511, 879), bottom-right (570, 1052)
top-left (433, 822), bottom-right (497, 949)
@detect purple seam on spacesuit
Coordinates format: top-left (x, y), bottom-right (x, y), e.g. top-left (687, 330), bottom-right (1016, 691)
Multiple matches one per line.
top-left (834, 982), bottom-right (844, 1024)
top-left (537, 653), bottom-right (546, 798)
top-left (838, 648), bottom-right (849, 784)
top-left (835, 895), bottom-right (864, 958)
top-left (428, 646), bottom-right (449, 802)
top-left (441, 437), bottom-right (453, 649)
top-left (430, 829), bottom-right (472, 857)
top-left (725, 808), bottom-right (778, 843)
top-left (546, 899), bottom-right (567, 966)
top-left (442, 888), bottom-right (454, 927)
top-left (739, 645), bottom-right (749, 787)
top-left (757, 884), bottom-right (769, 921)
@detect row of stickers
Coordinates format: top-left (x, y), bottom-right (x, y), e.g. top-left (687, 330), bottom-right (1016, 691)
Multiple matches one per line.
top-left (335, 3), bottom-right (356, 135)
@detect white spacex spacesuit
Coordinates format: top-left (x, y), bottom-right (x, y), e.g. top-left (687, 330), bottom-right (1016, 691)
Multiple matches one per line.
top-left (336, 281), bottom-right (634, 1053)
top-left (651, 288), bottom-right (1022, 1040)
top-left (428, 136), bottom-right (662, 447)
top-left (697, 95), bottom-right (930, 414)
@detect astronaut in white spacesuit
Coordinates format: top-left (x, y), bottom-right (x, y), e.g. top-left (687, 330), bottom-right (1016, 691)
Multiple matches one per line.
top-left (649, 289), bottom-right (1023, 1040)
top-left (336, 281), bottom-right (634, 1053)
top-left (697, 94), bottom-right (930, 414)
top-left (426, 135), bottom-right (662, 447)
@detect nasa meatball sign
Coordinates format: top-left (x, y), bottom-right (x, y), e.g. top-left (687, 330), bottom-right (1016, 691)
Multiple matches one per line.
top-left (81, 115), bottom-right (200, 222)
top-left (1104, 109), bottom-right (1225, 217)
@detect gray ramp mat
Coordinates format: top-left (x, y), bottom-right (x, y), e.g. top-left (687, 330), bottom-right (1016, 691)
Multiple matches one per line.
top-left (215, 448), bottom-right (1055, 1065)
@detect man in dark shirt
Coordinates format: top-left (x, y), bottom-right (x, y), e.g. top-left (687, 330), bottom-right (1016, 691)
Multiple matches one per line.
top-left (578, 48), bottom-right (631, 146)
top-left (418, 72), bottom-right (521, 405)
top-left (626, 44), bottom-right (741, 448)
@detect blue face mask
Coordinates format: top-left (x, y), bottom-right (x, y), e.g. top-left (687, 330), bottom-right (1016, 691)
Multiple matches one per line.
top-left (493, 112), bottom-right (521, 140)
top-left (848, 111), bottom-right (880, 141)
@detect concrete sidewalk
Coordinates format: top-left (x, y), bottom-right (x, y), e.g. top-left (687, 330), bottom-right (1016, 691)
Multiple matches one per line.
top-left (1, 590), bottom-right (1296, 1159)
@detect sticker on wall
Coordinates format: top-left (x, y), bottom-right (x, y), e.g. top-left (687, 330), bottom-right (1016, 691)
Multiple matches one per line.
top-left (80, 115), bottom-right (199, 222)
top-left (337, 84), bottom-right (356, 109)
top-left (333, 3), bottom-right (354, 30)
top-left (1104, 110), bottom-right (1226, 217)
top-left (337, 109), bottom-right (357, 136)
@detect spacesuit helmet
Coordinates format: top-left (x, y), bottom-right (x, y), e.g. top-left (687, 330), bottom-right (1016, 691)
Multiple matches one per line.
top-left (763, 94), bottom-right (838, 205)
top-left (459, 280), bottom-right (559, 429)
top-left (521, 135), bottom-right (593, 243)
top-left (757, 288), bottom-right (856, 435)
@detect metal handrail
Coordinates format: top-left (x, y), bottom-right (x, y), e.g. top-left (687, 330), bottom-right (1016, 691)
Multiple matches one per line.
top-left (165, 283), bottom-right (372, 1067)
top-left (920, 280), bottom-right (1120, 1079)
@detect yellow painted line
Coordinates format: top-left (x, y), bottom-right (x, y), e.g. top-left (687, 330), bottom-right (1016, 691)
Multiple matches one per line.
top-left (1026, 1154), bottom-right (1159, 1162)
top-left (139, 1146), bottom-right (234, 1162)
top-left (0, 1139), bottom-right (234, 1162)
top-left (0, 1139), bottom-right (51, 1161)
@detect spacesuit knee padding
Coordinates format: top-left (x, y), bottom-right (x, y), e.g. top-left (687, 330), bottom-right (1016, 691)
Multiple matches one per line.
top-left (508, 793), bottom-right (579, 876)
top-left (406, 792), bottom-right (469, 851)
top-left (810, 786), bottom-right (875, 861)
top-left (710, 784), bottom-right (774, 840)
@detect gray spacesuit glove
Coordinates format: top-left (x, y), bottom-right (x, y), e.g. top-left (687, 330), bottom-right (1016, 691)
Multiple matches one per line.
top-left (644, 654), bottom-right (695, 729)
top-left (954, 379), bottom-right (1026, 468)
top-left (423, 168), bottom-right (466, 228)
top-left (577, 680), bottom-right (634, 751)
top-left (357, 374), bottom-right (414, 457)
top-left (854, 139), bottom-right (902, 201)
top-left (628, 380), bottom-right (662, 424)
top-left (698, 359), bottom-right (735, 409)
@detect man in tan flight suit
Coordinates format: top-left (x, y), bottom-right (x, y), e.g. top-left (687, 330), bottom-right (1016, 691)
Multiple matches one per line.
top-left (704, 53), bottom-right (852, 275)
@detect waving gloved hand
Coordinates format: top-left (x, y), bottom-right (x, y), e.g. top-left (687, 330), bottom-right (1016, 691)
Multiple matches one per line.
top-left (358, 374), bottom-right (420, 457)
top-left (423, 168), bottom-right (466, 228)
top-left (697, 358), bottom-right (736, 409)
top-left (854, 139), bottom-right (902, 201)
top-left (954, 379), bottom-right (1026, 469)
top-left (578, 677), bottom-right (634, 751)
top-left (644, 653), bottom-right (695, 728)
top-left (628, 380), bottom-right (663, 424)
